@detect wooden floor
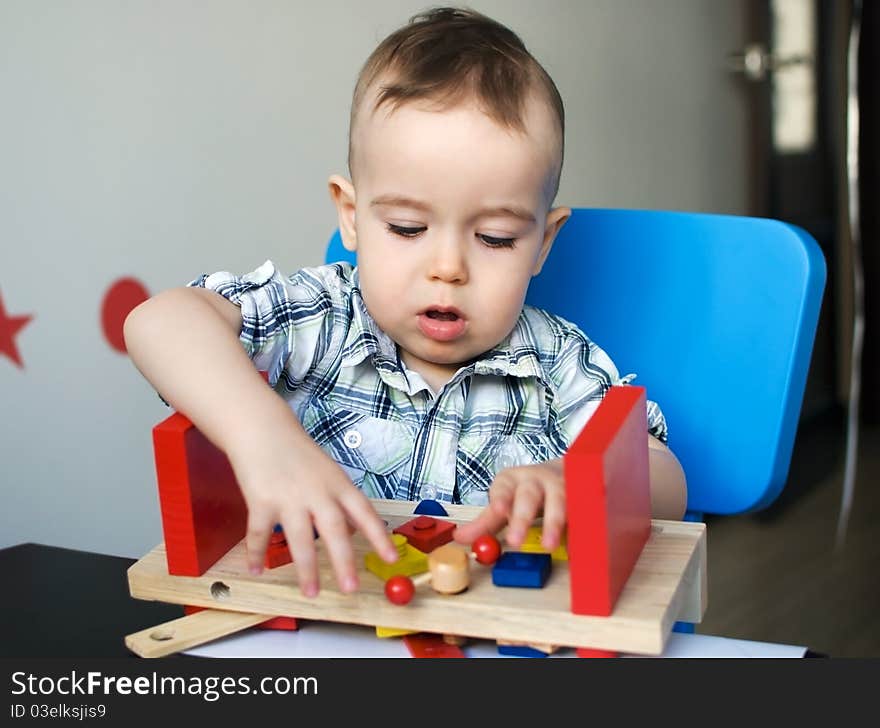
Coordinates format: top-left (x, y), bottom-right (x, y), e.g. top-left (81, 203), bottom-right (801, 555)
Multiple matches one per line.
top-left (697, 411), bottom-right (880, 657)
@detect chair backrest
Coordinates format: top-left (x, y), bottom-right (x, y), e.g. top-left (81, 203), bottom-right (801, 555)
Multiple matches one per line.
top-left (325, 208), bottom-right (826, 516)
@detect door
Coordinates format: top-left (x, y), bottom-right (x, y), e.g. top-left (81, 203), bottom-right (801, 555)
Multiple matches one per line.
top-left (734, 0), bottom-right (845, 420)
top-left (729, 0), bottom-right (852, 512)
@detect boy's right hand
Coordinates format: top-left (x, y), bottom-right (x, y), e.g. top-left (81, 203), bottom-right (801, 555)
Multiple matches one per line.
top-left (123, 288), bottom-right (398, 596)
top-left (228, 429), bottom-right (399, 598)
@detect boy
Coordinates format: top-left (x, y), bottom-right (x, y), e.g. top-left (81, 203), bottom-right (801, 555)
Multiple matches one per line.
top-left (124, 7), bottom-right (686, 599)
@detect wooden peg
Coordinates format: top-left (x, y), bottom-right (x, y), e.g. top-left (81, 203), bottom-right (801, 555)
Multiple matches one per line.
top-left (427, 543), bottom-right (470, 594)
top-left (384, 534), bottom-right (501, 605)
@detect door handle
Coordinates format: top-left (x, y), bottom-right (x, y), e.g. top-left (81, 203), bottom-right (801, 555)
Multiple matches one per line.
top-left (727, 42), bottom-right (812, 82)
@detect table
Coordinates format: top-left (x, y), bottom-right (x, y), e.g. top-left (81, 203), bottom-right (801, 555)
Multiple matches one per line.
top-left (0, 543), bottom-right (182, 657)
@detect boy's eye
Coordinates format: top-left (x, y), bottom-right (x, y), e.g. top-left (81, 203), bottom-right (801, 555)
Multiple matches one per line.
top-left (478, 234), bottom-right (517, 248)
top-left (387, 223), bottom-right (426, 238)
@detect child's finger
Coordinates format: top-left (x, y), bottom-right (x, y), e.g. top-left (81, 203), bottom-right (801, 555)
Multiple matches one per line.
top-left (489, 478), bottom-right (516, 517)
top-left (505, 480), bottom-right (543, 548)
top-left (341, 489), bottom-right (399, 564)
top-left (453, 506), bottom-right (507, 543)
top-left (283, 511), bottom-right (321, 598)
top-left (453, 479), bottom-right (514, 543)
top-left (244, 516), bottom-right (273, 576)
top-left (312, 506), bottom-right (359, 593)
top-left (539, 482), bottom-right (566, 550)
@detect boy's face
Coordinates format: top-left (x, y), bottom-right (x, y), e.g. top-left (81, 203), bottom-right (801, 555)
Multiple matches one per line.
top-left (330, 90), bottom-right (569, 388)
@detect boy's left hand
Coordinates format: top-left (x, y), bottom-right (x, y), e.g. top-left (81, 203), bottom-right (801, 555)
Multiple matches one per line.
top-left (453, 457), bottom-right (565, 551)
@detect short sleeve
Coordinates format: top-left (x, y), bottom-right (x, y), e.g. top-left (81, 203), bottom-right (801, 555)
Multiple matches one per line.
top-left (549, 327), bottom-right (668, 447)
top-left (645, 397), bottom-right (668, 444)
top-left (188, 260), bottom-right (333, 388)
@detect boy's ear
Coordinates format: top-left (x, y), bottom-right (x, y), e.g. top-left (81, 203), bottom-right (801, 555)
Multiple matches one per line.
top-left (533, 206), bottom-right (571, 275)
top-left (328, 174), bottom-right (358, 252)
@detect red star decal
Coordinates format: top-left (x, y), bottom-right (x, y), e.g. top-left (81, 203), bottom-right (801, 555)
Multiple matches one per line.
top-left (0, 291), bottom-right (34, 369)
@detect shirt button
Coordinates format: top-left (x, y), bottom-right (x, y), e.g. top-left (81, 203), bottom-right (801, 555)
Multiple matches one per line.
top-left (343, 430), bottom-right (362, 449)
top-left (420, 484), bottom-right (438, 500)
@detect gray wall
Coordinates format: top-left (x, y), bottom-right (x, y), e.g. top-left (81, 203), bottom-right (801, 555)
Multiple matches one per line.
top-left (0, 0), bottom-right (748, 558)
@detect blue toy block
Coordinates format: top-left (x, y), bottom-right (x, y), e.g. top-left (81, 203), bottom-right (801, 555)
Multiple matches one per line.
top-left (497, 644), bottom-right (549, 658)
top-left (274, 523), bottom-right (319, 540)
top-left (491, 551), bottom-right (551, 588)
top-left (413, 499), bottom-right (448, 517)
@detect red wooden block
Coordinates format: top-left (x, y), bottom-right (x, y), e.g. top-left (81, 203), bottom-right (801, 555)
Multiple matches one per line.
top-left (264, 540), bottom-right (293, 569)
top-left (256, 616), bottom-right (299, 631)
top-left (392, 515), bottom-right (455, 553)
top-left (564, 385), bottom-right (652, 618)
top-left (576, 647), bottom-right (618, 658)
top-left (153, 412), bottom-right (247, 576)
top-left (403, 633), bottom-right (466, 658)
top-left (184, 605), bottom-right (298, 631)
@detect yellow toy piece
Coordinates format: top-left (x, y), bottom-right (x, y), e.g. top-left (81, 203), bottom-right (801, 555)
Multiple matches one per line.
top-left (364, 533), bottom-right (428, 580)
top-left (519, 526), bottom-right (568, 561)
top-left (375, 625), bottom-right (418, 638)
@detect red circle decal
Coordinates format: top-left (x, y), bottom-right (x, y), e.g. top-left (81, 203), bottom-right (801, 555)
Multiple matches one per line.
top-left (101, 277), bottom-right (150, 353)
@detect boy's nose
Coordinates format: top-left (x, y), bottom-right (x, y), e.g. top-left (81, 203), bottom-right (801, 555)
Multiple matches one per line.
top-left (427, 238), bottom-right (469, 285)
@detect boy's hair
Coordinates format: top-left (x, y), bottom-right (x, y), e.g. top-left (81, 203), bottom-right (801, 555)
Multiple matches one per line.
top-left (349, 6), bottom-right (565, 198)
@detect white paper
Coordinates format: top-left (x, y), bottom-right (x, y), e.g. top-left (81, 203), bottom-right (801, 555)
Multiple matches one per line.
top-left (183, 621), bottom-right (808, 659)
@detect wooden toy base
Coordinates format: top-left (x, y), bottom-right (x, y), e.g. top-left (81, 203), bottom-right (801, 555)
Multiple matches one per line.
top-left (128, 500), bottom-right (706, 656)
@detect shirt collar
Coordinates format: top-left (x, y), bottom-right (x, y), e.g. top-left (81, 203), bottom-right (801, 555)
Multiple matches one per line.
top-left (340, 269), bottom-right (548, 391)
top-left (468, 314), bottom-right (548, 385)
top-left (339, 268), bottom-right (402, 369)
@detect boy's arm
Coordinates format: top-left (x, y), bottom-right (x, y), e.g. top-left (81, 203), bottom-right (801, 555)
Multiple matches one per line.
top-left (124, 287), bottom-right (276, 452)
top-left (647, 435), bottom-right (688, 520)
top-left (123, 287), bottom-right (397, 595)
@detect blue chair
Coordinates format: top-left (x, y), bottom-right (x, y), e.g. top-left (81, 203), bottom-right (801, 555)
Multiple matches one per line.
top-left (326, 208), bottom-right (826, 520)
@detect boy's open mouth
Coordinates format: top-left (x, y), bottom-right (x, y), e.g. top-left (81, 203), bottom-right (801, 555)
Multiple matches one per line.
top-left (418, 307), bottom-right (467, 342)
top-left (422, 306), bottom-right (465, 321)
top-left (425, 310), bottom-right (460, 321)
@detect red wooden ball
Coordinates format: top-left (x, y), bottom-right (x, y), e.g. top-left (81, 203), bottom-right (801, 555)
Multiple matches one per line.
top-left (472, 534), bottom-right (502, 565)
top-left (385, 575), bottom-right (415, 605)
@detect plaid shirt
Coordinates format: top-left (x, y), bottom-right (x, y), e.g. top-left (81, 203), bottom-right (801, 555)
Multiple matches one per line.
top-left (191, 261), bottom-right (667, 505)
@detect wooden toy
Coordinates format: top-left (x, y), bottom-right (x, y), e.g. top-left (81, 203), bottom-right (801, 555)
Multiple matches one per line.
top-left (183, 605), bottom-right (298, 631)
top-left (425, 543), bottom-right (470, 594)
top-left (491, 552), bottom-right (552, 588)
top-left (403, 633), bottom-right (466, 658)
top-left (392, 515), bottom-right (455, 553)
top-left (127, 499), bottom-right (704, 657)
top-left (125, 608), bottom-right (270, 659)
top-left (264, 526), bottom-right (293, 569)
top-left (151, 412), bottom-right (246, 576)
top-left (364, 533), bottom-right (428, 580)
top-left (497, 643), bottom-right (548, 658)
top-left (375, 625), bottom-right (417, 638)
top-left (497, 639), bottom-right (558, 655)
top-left (566, 385), bottom-right (652, 617)
top-left (519, 525), bottom-right (568, 561)
top-left (383, 534), bottom-right (501, 605)
top-left (413, 499), bottom-right (449, 517)
top-left (126, 386), bottom-right (707, 658)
